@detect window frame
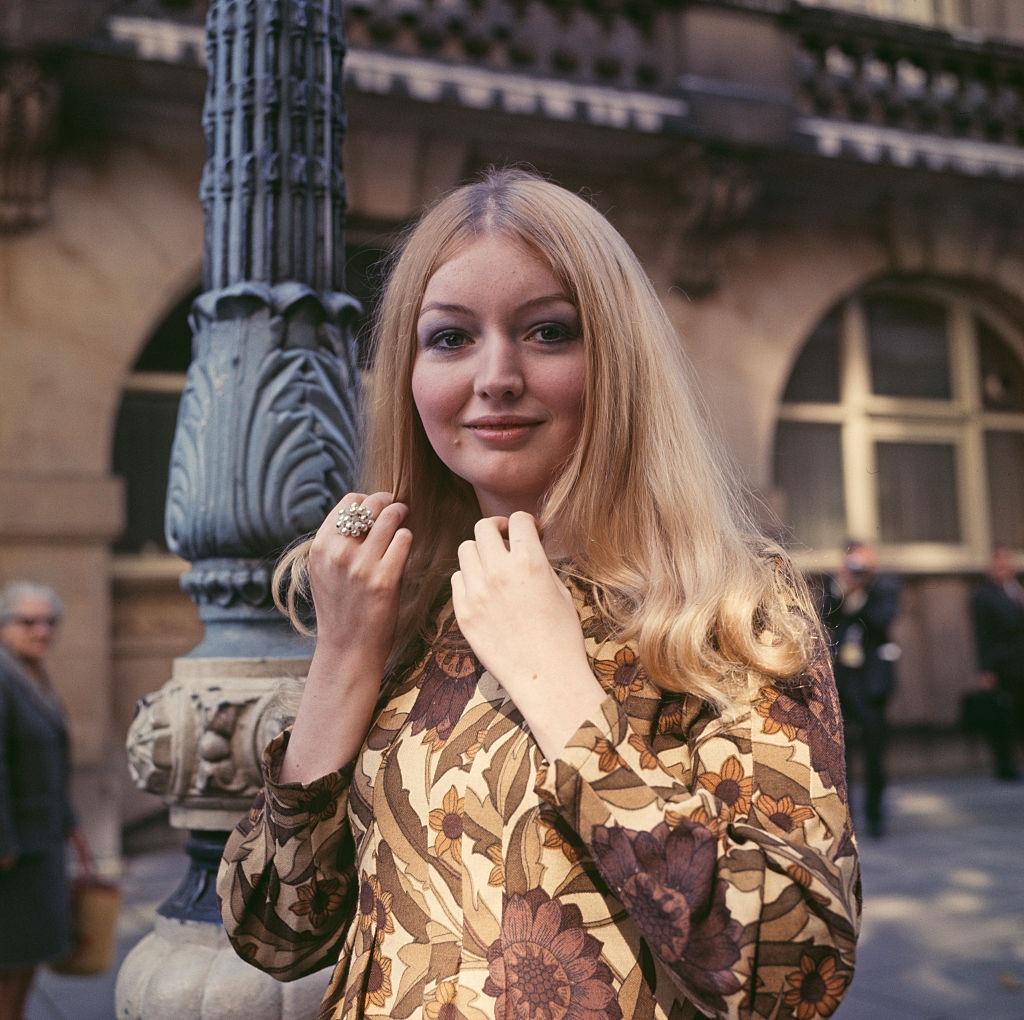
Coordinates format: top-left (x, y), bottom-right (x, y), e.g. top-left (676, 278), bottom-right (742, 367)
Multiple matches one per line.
top-left (777, 280), bottom-right (1024, 573)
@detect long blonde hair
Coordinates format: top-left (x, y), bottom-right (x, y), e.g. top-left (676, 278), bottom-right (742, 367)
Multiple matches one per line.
top-left (275, 168), bottom-right (819, 704)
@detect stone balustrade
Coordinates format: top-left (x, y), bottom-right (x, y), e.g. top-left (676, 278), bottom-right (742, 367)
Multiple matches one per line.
top-left (791, 6), bottom-right (1024, 147)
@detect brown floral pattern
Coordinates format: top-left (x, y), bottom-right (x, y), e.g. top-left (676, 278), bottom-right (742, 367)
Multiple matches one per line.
top-left (218, 577), bottom-right (860, 1019)
top-left (289, 873), bottom-right (346, 929)
top-left (430, 786), bottom-right (466, 863)
top-left (590, 821), bottom-right (742, 1014)
top-left (366, 947), bottom-right (393, 1009)
top-left (407, 619), bottom-right (484, 741)
top-left (755, 650), bottom-right (847, 800)
top-left (756, 793), bottom-right (816, 834)
top-left (783, 952), bottom-right (850, 1018)
top-left (484, 889), bottom-right (622, 1020)
top-left (697, 755), bottom-right (752, 818)
top-left (357, 872), bottom-right (394, 934)
top-left (594, 646), bottom-right (645, 703)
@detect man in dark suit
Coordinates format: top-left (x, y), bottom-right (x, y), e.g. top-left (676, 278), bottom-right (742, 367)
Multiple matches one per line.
top-left (970, 547), bottom-right (1024, 780)
top-left (823, 540), bottom-right (901, 838)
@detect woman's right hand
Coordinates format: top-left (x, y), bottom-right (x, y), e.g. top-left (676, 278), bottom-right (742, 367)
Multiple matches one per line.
top-left (278, 492), bottom-right (413, 785)
top-left (307, 491), bottom-right (413, 665)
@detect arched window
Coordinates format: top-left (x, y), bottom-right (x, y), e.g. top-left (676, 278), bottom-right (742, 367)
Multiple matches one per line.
top-left (773, 280), bottom-right (1024, 571)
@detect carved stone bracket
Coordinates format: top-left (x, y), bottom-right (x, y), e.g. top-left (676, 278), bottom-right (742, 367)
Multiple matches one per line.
top-left (645, 145), bottom-right (759, 298)
top-left (126, 656), bottom-right (306, 830)
top-left (0, 57), bottom-right (60, 233)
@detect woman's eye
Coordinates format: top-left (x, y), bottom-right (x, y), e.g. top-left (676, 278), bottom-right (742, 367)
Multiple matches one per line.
top-left (532, 322), bottom-right (575, 343)
top-left (428, 329), bottom-right (468, 350)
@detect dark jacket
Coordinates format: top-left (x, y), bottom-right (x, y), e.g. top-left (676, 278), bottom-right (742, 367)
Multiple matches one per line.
top-left (822, 573), bottom-right (901, 701)
top-left (971, 577), bottom-right (1024, 679)
top-left (0, 646), bottom-right (76, 859)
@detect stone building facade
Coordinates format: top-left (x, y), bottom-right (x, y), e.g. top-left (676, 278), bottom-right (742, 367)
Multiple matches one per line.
top-left (3, 0), bottom-right (1024, 864)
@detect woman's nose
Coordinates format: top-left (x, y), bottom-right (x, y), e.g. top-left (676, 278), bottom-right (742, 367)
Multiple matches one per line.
top-left (474, 339), bottom-right (524, 401)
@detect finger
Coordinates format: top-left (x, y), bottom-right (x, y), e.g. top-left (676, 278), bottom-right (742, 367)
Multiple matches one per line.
top-left (359, 501), bottom-right (409, 560)
top-left (357, 490), bottom-right (395, 523)
top-left (457, 539), bottom-right (483, 594)
top-left (379, 527), bottom-right (413, 582)
top-left (450, 569), bottom-right (466, 615)
top-left (507, 511), bottom-right (542, 557)
top-left (474, 516), bottom-right (509, 567)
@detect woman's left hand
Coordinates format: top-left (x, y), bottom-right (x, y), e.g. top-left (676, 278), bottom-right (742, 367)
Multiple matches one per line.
top-left (451, 512), bottom-right (607, 760)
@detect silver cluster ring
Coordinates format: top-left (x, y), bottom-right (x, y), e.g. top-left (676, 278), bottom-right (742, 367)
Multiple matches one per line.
top-left (335, 502), bottom-right (374, 538)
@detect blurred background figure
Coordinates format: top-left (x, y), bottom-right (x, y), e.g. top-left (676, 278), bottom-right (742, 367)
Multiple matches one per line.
top-left (823, 541), bottom-right (901, 838)
top-left (970, 547), bottom-right (1024, 781)
top-left (0, 582), bottom-right (87, 1020)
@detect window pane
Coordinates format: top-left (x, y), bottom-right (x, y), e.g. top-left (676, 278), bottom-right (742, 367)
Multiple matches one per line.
top-left (875, 441), bottom-right (960, 543)
top-left (985, 431), bottom-right (1024, 548)
top-left (112, 391), bottom-right (182, 554)
top-left (783, 305), bottom-right (841, 404)
top-left (977, 318), bottom-right (1024, 412)
top-left (773, 422), bottom-right (846, 548)
top-left (864, 294), bottom-right (951, 399)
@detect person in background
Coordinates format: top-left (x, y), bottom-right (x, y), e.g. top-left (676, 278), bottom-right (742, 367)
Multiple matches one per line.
top-left (0, 582), bottom-right (87, 1020)
top-left (970, 546), bottom-right (1024, 781)
top-left (823, 541), bottom-right (901, 838)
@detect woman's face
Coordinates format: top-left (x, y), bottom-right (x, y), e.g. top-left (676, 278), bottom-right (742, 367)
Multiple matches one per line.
top-left (412, 234), bottom-right (586, 518)
top-left (0, 596), bottom-right (60, 665)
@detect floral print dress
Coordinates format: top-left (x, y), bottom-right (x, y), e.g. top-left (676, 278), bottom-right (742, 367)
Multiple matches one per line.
top-left (218, 581), bottom-right (860, 1020)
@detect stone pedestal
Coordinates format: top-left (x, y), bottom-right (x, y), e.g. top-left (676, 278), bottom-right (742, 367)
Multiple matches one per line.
top-left (118, 655), bottom-right (328, 1019)
top-left (116, 915), bottom-right (330, 1020)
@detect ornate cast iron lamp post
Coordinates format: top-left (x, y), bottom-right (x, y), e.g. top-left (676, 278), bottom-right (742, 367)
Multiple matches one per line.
top-left (118, 1), bottom-right (359, 1015)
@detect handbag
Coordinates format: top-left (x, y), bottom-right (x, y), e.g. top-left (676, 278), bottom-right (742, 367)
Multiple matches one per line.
top-left (49, 835), bottom-right (121, 976)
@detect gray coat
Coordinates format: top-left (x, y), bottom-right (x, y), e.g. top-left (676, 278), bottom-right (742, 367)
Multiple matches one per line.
top-left (0, 646), bottom-right (75, 967)
top-left (0, 646), bottom-right (75, 857)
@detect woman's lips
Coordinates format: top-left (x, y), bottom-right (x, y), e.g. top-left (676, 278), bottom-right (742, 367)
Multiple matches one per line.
top-left (464, 421), bottom-right (541, 445)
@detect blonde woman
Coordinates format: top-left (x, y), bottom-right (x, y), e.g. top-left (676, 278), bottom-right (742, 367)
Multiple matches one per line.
top-left (218, 170), bottom-right (860, 1020)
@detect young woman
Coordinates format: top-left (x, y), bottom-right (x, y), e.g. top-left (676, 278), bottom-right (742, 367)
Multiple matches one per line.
top-left (218, 169), bottom-right (860, 1020)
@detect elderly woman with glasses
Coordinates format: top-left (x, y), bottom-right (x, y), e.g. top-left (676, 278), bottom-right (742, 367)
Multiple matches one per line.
top-left (0, 582), bottom-right (83, 1019)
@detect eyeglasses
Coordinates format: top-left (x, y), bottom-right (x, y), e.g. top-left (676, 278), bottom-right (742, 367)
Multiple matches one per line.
top-left (8, 615), bottom-right (60, 629)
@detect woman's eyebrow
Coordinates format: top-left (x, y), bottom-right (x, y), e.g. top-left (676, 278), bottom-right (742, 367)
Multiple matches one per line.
top-left (517, 293), bottom-right (574, 312)
top-left (419, 301), bottom-right (473, 317)
top-left (419, 294), bottom-right (573, 318)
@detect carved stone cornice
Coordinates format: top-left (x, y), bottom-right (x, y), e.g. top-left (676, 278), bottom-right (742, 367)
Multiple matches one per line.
top-left (879, 187), bottom-right (1024, 277)
top-left (0, 57), bottom-right (60, 233)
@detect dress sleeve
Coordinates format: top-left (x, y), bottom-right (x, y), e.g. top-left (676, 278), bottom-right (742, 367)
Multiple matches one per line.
top-left (217, 727), bottom-right (359, 982)
top-left (536, 649), bottom-right (861, 1020)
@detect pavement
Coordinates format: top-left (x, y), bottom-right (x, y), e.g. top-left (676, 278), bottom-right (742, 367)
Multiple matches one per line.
top-left (24, 775), bottom-right (1024, 1020)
